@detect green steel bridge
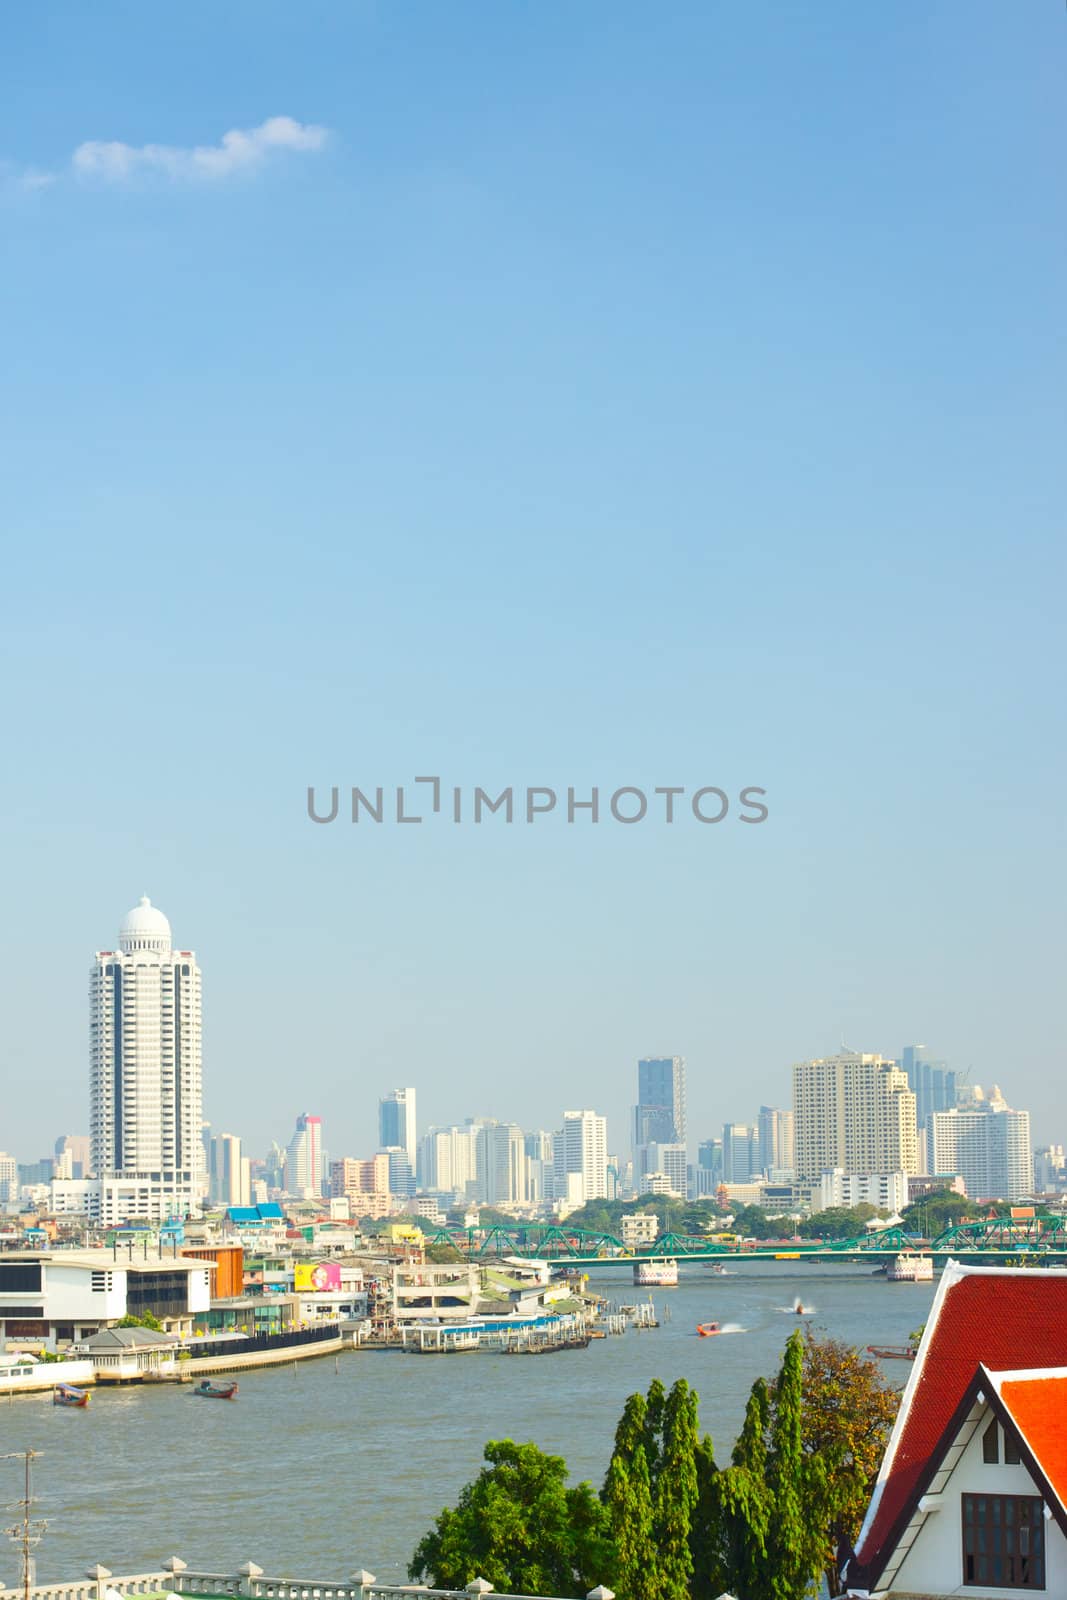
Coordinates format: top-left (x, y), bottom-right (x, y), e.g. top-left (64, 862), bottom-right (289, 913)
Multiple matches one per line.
top-left (426, 1213), bottom-right (1067, 1267)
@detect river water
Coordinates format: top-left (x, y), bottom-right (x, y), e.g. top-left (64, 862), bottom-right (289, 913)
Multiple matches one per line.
top-left (1, 1263), bottom-right (935, 1588)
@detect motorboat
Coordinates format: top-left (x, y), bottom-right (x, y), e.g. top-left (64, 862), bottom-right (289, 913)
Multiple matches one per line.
top-left (192, 1378), bottom-right (239, 1399)
top-left (53, 1383), bottom-right (90, 1407)
top-left (696, 1321), bottom-right (721, 1337)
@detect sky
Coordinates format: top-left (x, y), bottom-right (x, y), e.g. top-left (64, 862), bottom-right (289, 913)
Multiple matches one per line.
top-left (1, 2), bottom-right (1064, 1166)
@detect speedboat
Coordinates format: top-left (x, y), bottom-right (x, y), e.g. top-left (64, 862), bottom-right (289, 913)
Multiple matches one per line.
top-left (696, 1321), bottom-right (721, 1337)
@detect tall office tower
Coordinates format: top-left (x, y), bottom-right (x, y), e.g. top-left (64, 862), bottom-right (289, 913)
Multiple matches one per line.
top-left (722, 1122), bottom-right (761, 1182)
top-left (900, 1045), bottom-right (958, 1135)
top-left (633, 1057), bottom-right (687, 1150)
top-left (419, 1125), bottom-right (480, 1196)
top-left (792, 1051), bottom-right (919, 1181)
top-left (379, 1088), bottom-right (417, 1165)
top-left (929, 1102), bottom-right (1033, 1202)
top-left (382, 1146), bottom-right (416, 1198)
top-left (90, 896), bottom-right (203, 1223)
top-left (758, 1106), bottom-right (795, 1177)
top-left (210, 1132), bottom-right (251, 1207)
top-left (557, 1110), bottom-right (609, 1203)
top-left (286, 1112), bottom-right (324, 1196)
top-left (0, 1153), bottom-right (16, 1209)
top-left (476, 1121), bottom-right (528, 1205)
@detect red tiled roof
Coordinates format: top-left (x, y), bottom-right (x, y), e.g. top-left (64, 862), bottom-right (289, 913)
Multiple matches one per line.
top-left (856, 1265), bottom-right (1067, 1577)
top-left (999, 1373), bottom-right (1067, 1512)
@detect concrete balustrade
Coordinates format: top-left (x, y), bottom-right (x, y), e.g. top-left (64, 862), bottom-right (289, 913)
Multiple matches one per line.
top-left (9, 1566), bottom-right (614, 1600)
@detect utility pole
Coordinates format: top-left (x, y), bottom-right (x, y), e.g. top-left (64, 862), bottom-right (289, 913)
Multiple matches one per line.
top-left (3, 1449), bottom-right (46, 1600)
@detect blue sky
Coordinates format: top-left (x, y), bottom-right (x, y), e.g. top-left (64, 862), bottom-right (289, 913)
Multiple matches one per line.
top-left (1, 2), bottom-right (1064, 1164)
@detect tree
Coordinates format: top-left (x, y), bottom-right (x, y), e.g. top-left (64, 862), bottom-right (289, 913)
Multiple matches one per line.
top-left (654, 1379), bottom-right (701, 1600)
top-left (731, 1204), bottom-right (779, 1240)
top-left (602, 1393), bottom-right (658, 1600)
top-left (602, 1378), bottom-right (705, 1600)
top-left (796, 1205), bottom-right (885, 1241)
top-left (408, 1440), bottom-right (610, 1597)
top-left (117, 1311), bottom-right (163, 1331)
top-left (769, 1330), bottom-right (899, 1595)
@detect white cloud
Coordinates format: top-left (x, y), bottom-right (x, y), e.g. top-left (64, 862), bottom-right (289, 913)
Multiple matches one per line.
top-left (72, 116), bottom-right (328, 183)
top-left (20, 169), bottom-right (57, 190)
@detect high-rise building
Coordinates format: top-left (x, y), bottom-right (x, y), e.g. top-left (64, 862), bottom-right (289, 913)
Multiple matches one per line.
top-left (0, 1153), bottom-right (17, 1210)
top-left (792, 1051), bottom-right (919, 1181)
top-left (758, 1106), bottom-right (795, 1177)
top-left (929, 1101), bottom-right (1033, 1202)
top-left (633, 1057), bottom-right (687, 1151)
top-left (90, 896), bottom-right (203, 1223)
top-left (722, 1122), bottom-right (761, 1182)
top-left (900, 1045), bottom-right (958, 1134)
top-left (642, 1141), bottom-right (687, 1197)
top-left (419, 1125), bottom-right (479, 1196)
top-left (210, 1132), bottom-right (251, 1207)
top-left (382, 1146), bottom-right (416, 1198)
top-left (694, 1138), bottom-right (723, 1197)
top-left (524, 1130), bottom-right (555, 1202)
top-left (476, 1121), bottom-right (528, 1205)
top-left (379, 1088), bottom-right (417, 1165)
top-left (54, 1134), bottom-right (91, 1179)
top-left (286, 1112), bottom-right (324, 1196)
top-left (558, 1110), bottom-right (609, 1202)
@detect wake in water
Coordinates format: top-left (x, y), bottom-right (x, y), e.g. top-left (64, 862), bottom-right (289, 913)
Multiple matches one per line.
top-left (776, 1303), bottom-right (816, 1316)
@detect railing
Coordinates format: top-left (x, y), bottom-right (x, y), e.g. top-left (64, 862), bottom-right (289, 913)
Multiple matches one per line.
top-left (18, 1565), bottom-right (615, 1600)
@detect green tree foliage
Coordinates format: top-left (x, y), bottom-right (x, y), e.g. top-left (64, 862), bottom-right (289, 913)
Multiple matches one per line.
top-left (769, 1330), bottom-right (899, 1595)
top-left (729, 1205), bottom-right (782, 1240)
top-left (796, 1204), bottom-right (886, 1241)
top-left (602, 1379), bottom-right (705, 1600)
top-left (899, 1188), bottom-right (992, 1236)
top-left (408, 1439), bottom-right (610, 1597)
top-left (117, 1311), bottom-right (163, 1331)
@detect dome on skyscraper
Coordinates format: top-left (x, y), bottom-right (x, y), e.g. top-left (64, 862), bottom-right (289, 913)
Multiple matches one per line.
top-left (119, 895), bottom-right (172, 952)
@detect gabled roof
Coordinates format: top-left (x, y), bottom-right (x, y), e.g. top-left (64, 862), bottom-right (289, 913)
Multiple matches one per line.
top-left (988, 1366), bottom-right (1067, 1515)
top-left (853, 1261), bottom-right (1067, 1585)
top-left (82, 1325), bottom-right (178, 1349)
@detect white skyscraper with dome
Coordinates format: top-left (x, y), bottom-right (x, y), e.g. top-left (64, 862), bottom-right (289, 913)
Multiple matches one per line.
top-left (88, 896), bottom-right (204, 1224)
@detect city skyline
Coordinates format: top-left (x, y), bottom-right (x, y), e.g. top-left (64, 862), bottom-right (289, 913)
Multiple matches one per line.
top-left (2, 5), bottom-right (1064, 1168)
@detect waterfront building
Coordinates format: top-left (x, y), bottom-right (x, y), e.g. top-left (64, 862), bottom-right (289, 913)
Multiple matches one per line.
top-left (621, 1212), bottom-right (659, 1248)
top-left (557, 1109), bottom-right (608, 1202)
top-left (758, 1105), bottom-right (795, 1177)
top-left (722, 1122), bottom-right (761, 1182)
top-left (809, 1168), bottom-right (909, 1215)
top-left (89, 897), bottom-right (204, 1224)
top-left (845, 1262), bottom-right (1067, 1598)
top-left (792, 1051), bottom-right (919, 1181)
top-left (929, 1100), bottom-right (1033, 1201)
top-left (286, 1113), bottom-right (324, 1197)
top-left (379, 1087), bottom-right (417, 1166)
top-left (900, 1043), bottom-right (958, 1134)
top-left (0, 1248), bottom-right (211, 1349)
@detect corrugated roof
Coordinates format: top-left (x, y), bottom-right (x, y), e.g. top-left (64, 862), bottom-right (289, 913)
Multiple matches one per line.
top-left (994, 1369), bottom-right (1067, 1514)
top-left (855, 1262), bottom-right (1067, 1581)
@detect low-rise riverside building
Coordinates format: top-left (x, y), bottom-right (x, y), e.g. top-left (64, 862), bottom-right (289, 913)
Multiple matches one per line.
top-left (0, 1249), bottom-right (211, 1349)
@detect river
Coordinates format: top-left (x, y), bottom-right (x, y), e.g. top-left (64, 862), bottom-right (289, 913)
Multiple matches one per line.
top-left (1, 1262), bottom-right (936, 1587)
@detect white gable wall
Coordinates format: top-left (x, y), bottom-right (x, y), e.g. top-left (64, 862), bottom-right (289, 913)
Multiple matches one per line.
top-left (890, 1399), bottom-right (1064, 1597)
